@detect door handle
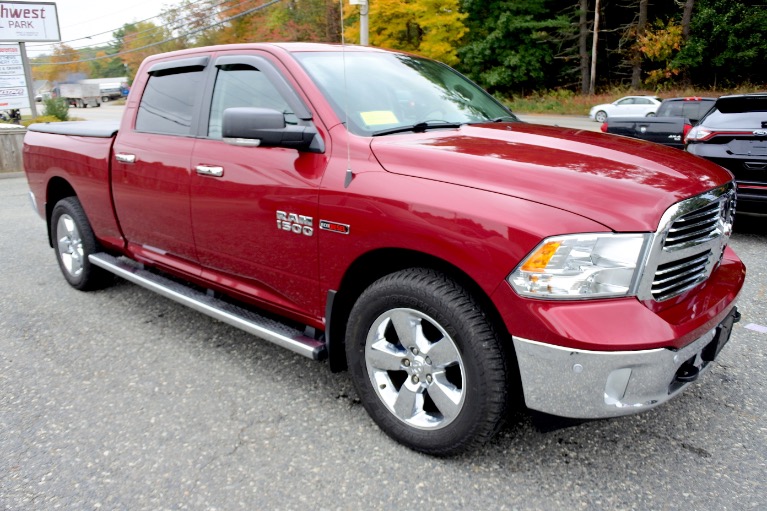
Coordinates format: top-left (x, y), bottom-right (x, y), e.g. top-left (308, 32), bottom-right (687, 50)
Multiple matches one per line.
top-left (115, 153), bottom-right (136, 164)
top-left (195, 165), bottom-right (224, 177)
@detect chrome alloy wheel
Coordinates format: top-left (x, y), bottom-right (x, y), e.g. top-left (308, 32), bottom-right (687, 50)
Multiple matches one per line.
top-left (365, 308), bottom-right (466, 430)
top-left (56, 214), bottom-right (84, 278)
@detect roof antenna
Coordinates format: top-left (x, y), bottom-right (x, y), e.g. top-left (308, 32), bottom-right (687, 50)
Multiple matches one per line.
top-left (340, 0), bottom-right (354, 188)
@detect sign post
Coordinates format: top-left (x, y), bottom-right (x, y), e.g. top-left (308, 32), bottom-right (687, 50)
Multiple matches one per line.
top-left (0, 1), bottom-right (61, 119)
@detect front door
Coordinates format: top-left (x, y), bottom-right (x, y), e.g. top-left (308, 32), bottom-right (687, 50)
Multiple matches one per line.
top-left (190, 54), bottom-right (328, 319)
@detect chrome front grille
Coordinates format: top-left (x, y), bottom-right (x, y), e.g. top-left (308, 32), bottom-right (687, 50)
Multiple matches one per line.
top-left (651, 250), bottom-right (712, 300)
top-left (637, 183), bottom-right (735, 302)
top-left (664, 201), bottom-right (722, 249)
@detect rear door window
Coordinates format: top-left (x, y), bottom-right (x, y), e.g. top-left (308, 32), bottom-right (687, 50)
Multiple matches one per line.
top-left (135, 69), bottom-right (205, 136)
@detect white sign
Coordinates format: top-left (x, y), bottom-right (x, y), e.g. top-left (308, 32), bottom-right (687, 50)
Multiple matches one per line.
top-left (0, 43), bottom-right (27, 108)
top-left (0, 1), bottom-right (60, 42)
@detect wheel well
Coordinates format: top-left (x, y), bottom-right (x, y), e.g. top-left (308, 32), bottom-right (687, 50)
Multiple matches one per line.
top-left (45, 177), bottom-right (77, 246)
top-left (327, 248), bottom-right (512, 373)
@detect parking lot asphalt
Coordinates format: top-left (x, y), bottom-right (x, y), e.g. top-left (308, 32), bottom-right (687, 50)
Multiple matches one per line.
top-left (1, 175), bottom-right (765, 510)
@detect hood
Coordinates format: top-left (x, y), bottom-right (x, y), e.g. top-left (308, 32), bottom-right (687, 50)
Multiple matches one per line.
top-left (369, 123), bottom-right (733, 231)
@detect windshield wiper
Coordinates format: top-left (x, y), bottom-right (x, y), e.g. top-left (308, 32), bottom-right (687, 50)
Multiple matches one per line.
top-left (372, 121), bottom-right (464, 137)
top-left (479, 115), bottom-right (519, 123)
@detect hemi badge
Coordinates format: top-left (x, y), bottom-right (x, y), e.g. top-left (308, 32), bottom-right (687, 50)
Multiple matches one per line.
top-left (319, 220), bottom-right (350, 235)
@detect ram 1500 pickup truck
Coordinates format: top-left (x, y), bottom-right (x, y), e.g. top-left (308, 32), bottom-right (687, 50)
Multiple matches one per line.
top-left (23, 44), bottom-right (745, 456)
top-left (603, 97), bottom-right (716, 149)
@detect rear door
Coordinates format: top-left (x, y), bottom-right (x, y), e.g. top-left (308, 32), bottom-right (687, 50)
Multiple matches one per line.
top-left (189, 52), bottom-right (328, 319)
top-left (112, 56), bottom-right (209, 275)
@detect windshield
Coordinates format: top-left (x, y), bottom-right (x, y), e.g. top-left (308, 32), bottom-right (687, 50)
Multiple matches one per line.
top-left (294, 51), bottom-right (516, 136)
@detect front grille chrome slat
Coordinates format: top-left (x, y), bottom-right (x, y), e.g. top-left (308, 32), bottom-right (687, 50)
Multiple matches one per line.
top-left (666, 225), bottom-right (719, 245)
top-left (667, 216), bottom-right (718, 235)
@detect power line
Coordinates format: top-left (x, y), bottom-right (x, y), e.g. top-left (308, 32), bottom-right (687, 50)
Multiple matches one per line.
top-left (32, 0), bottom-right (282, 66)
top-left (28, 0), bottom-right (248, 53)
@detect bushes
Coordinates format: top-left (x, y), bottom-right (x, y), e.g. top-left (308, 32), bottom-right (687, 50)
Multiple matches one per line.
top-left (42, 97), bottom-right (70, 121)
top-left (21, 115), bottom-right (63, 127)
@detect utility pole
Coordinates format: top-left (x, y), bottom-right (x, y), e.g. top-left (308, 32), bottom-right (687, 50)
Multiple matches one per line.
top-left (350, 0), bottom-right (369, 45)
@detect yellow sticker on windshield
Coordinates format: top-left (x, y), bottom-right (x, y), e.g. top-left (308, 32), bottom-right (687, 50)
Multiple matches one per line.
top-left (360, 111), bottom-right (399, 126)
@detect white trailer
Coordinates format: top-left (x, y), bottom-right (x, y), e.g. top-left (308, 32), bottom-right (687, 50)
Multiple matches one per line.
top-left (58, 84), bottom-right (101, 108)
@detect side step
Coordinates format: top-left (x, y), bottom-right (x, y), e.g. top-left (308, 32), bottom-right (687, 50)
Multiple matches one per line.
top-left (89, 253), bottom-right (326, 360)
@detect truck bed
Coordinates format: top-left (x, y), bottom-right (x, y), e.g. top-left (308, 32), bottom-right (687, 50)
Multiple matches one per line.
top-left (27, 121), bottom-right (119, 138)
top-left (23, 122), bottom-right (124, 250)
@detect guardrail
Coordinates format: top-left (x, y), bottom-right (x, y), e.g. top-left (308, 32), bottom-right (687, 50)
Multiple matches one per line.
top-left (0, 125), bottom-right (25, 173)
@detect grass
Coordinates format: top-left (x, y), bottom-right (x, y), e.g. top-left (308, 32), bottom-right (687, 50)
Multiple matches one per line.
top-left (506, 85), bottom-right (767, 116)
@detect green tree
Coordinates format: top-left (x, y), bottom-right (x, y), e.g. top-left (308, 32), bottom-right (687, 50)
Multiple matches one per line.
top-left (458, 0), bottom-right (570, 94)
top-left (675, 0), bottom-right (767, 87)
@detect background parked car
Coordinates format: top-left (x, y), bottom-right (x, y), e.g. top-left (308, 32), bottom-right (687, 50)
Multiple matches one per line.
top-left (589, 95), bottom-right (661, 122)
top-left (602, 97), bottom-right (716, 149)
top-left (686, 93), bottom-right (767, 213)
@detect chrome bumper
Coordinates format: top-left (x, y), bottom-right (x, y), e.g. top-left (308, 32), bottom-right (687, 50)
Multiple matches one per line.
top-left (513, 308), bottom-right (738, 419)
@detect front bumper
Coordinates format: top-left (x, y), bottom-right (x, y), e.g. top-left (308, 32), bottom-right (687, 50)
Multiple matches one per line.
top-left (513, 307), bottom-right (739, 419)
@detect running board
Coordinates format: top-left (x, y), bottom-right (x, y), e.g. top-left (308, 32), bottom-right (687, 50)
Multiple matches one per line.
top-left (89, 253), bottom-right (326, 360)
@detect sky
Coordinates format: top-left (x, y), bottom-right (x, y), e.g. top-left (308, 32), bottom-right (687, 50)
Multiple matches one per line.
top-left (24, 0), bottom-right (185, 57)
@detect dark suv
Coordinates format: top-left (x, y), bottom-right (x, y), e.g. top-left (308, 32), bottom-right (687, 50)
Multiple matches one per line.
top-left (686, 93), bottom-right (767, 213)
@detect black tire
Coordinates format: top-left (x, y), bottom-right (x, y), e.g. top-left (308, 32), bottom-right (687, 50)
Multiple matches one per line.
top-left (345, 268), bottom-right (509, 456)
top-left (51, 197), bottom-right (112, 291)
top-left (595, 110), bottom-right (608, 122)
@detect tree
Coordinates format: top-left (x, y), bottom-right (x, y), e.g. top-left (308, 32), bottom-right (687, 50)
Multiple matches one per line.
top-left (675, 0), bottom-right (767, 87)
top-left (118, 21), bottom-right (183, 81)
top-left (637, 19), bottom-right (683, 88)
top-left (460, 0), bottom-right (570, 94)
top-left (345, 0), bottom-right (467, 66)
top-left (629, 0), bottom-right (648, 88)
top-left (34, 44), bottom-right (89, 82)
top-left (578, 0), bottom-right (589, 94)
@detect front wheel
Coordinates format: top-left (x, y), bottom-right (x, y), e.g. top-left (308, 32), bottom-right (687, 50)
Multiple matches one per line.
top-left (51, 197), bottom-right (112, 291)
top-left (346, 268), bottom-right (509, 456)
top-left (595, 110), bottom-right (608, 122)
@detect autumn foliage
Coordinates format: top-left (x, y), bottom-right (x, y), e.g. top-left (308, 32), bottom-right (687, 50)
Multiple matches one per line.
top-left (30, 0), bottom-right (767, 95)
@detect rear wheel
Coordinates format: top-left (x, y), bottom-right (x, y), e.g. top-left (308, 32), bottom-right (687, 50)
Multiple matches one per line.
top-left (51, 197), bottom-right (112, 291)
top-left (346, 268), bottom-right (509, 456)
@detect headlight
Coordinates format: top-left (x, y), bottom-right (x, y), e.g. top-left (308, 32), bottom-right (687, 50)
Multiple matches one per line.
top-left (508, 233), bottom-right (650, 299)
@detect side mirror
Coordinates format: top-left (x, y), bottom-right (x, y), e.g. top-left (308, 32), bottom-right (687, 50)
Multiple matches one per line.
top-left (222, 107), bottom-right (321, 152)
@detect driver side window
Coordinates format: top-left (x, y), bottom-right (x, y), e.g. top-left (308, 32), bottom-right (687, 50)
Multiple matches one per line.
top-left (208, 64), bottom-right (297, 139)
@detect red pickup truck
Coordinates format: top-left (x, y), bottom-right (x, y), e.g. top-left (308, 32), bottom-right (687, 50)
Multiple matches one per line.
top-left (23, 43), bottom-right (745, 455)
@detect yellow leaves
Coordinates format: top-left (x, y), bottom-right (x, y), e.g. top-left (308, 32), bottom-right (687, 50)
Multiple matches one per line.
top-left (34, 44), bottom-right (89, 83)
top-left (637, 19), bottom-right (683, 87)
top-left (344, 0), bottom-right (468, 65)
top-left (121, 21), bottom-right (183, 80)
top-left (637, 20), bottom-right (683, 62)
